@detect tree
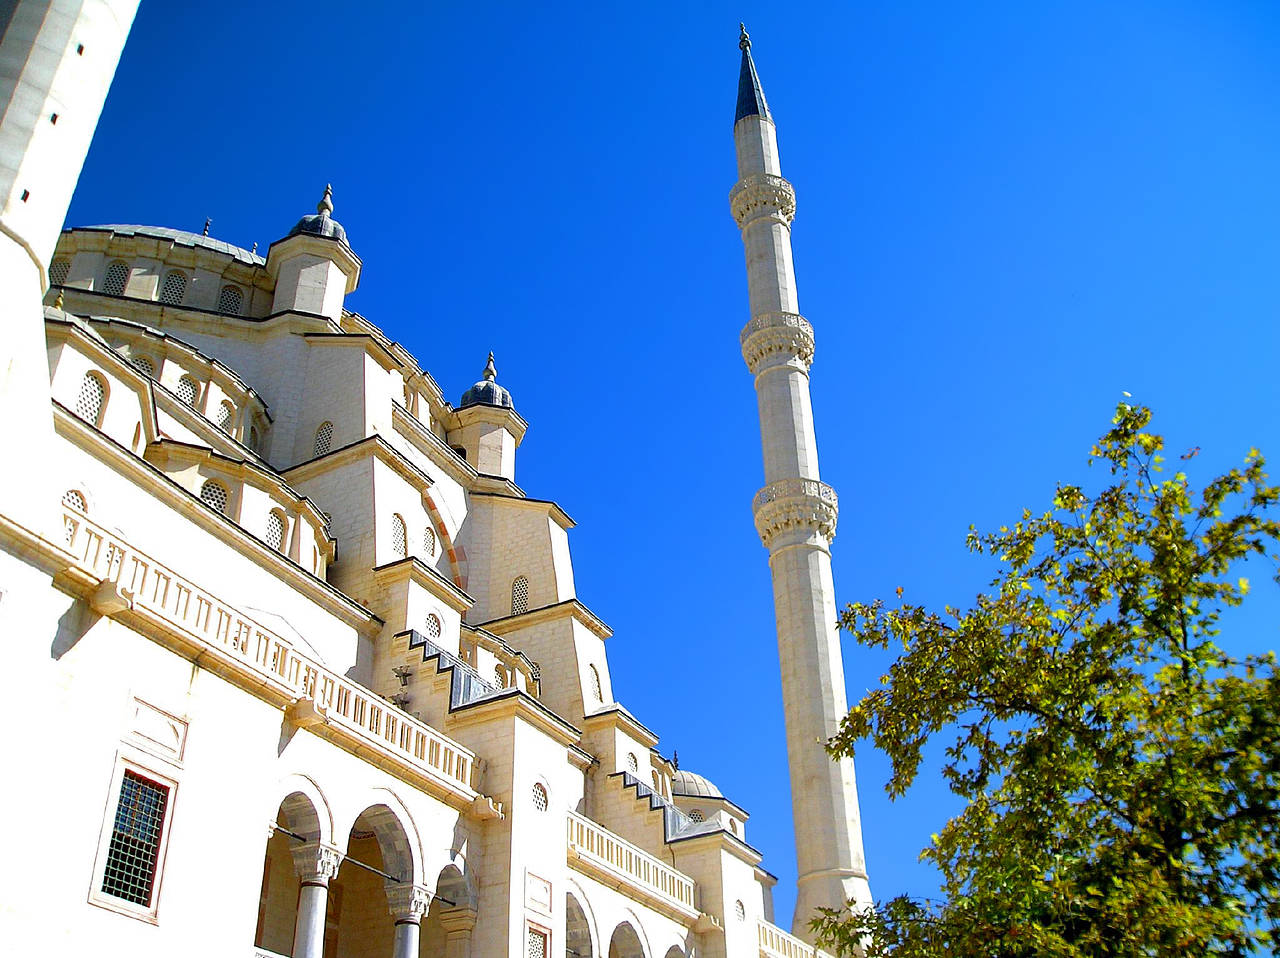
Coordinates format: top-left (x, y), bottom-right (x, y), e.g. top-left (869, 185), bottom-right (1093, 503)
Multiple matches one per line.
top-left (815, 405), bottom-right (1280, 956)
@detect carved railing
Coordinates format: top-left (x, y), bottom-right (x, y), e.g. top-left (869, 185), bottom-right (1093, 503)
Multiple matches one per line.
top-left (60, 506), bottom-right (477, 799)
top-left (566, 811), bottom-right (697, 919)
top-left (758, 919), bottom-right (834, 958)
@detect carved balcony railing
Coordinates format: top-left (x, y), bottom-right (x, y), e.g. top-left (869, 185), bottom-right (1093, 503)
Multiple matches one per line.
top-left (758, 919), bottom-right (834, 958)
top-left (60, 505), bottom-right (479, 803)
top-left (566, 811), bottom-right (698, 921)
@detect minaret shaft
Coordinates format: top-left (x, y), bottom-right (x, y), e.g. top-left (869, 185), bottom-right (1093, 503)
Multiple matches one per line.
top-left (733, 34), bottom-right (873, 940)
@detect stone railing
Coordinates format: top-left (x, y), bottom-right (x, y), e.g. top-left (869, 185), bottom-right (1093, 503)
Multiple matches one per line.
top-left (758, 919), bottom-right (834, 958)
top-left (730, 172), bottom-right (797, 227)
top-left (740, 311), bottom-right (815, 374)
top-left (751, 478), bottom-right (840, 549)
top-left (566, 811), bottom-right (697, 920)
top-left (61, 506), bottom-right (478, 801)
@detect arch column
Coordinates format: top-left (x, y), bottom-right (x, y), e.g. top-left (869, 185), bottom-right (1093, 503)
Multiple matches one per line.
top-left (385, 882), bottom-right (432, 958)
top-left (290, 842), bottom-right (343, 958)
top-left (439, 906), bottom-right (477, 958)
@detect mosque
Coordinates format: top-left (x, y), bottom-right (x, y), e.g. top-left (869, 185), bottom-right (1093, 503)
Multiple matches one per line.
top-left (0, 3), bottom-right (872, 956)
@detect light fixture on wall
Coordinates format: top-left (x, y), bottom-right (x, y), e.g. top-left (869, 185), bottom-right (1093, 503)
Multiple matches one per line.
top-left (392, 665), bottom-right (412, 687)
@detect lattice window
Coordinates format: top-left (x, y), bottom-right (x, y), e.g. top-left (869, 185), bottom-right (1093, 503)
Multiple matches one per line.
top-left (75, 372), bottom-right (107, 425)
top-left (131, 355), bottom-right (155, 378)
top-left (216, 400), bottom-right (235, 433)
top-left (159, 270), bottom-right (187, 305)
top-left (589, 664), bottom-right (602, 702)
top-left (735, 900), bottom-right (746, 922)
top-left (265, 511), bottom-right (285, 551)
top-left (103, 260), bottom-right (129, 296)
top-left (50, 258), bottom-right (70, 287)
top-left (688, 810), bottom-right (705, 823)
top-left (101, 771), bottom-right (169, 907)
top-left (626, 752), bottom-right (639, 774)
top-left (217, 284), bottom-right (243, 315)
top-left (424, 614), bottom-right (441, 641)
top-left (494, 665), bottom-right (507, 688)
top-left (423, 526), bottom-right (436, 557)
top-left (527, 927), bottom-right (547, 958)
top-left (531, 783), bottom-right (548, 812)
top-left (314, 421), bottom-right (334, 457)
top-left (200, 480), bottom-right (229, 514)
top-left (176, 375), bottom-right (199, 407)
top-left (62, 489), bottom-right (86, 512)
top-left (511, 575), bottom-right (529, 615)
top-left (390, 514), bottom-right (407, 558)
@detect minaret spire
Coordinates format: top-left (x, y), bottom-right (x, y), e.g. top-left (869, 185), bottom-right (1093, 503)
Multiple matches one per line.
top-left (730, 28), bottom-right (873, 940)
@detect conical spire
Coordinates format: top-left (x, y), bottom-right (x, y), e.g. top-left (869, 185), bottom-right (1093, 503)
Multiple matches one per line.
top-left (482, 351), bottom-right (497, 382)
top-left (317, 183), bottom-right (334, 216)
top-left (735, 23), bottom-right (772, 124)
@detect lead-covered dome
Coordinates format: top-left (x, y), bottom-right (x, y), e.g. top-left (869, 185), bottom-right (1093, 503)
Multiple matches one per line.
top-left (672, 769), bottom-right (724, 800)
top-left (286, 184), bottom-right (348, 245)
top-left (459, 352), bottom-right (514, 409)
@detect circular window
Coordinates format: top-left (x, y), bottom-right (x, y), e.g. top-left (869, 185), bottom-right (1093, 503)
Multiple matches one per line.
top-left (626, 752), bottom-right (638, 774)
top-left (531, 782), bottom-right (548, 812)
top-left (424, 614), bottom-right (441, 641)
top-left (735, 900), bottom-right (746, 922)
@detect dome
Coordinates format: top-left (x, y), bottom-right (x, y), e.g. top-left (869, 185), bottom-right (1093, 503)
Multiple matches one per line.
top-left (671, 769), bottom-right (723, 800)
top-left (459, 352), bottom-right (514, 409)
top-left (285, 184), bottom-right (348, 246)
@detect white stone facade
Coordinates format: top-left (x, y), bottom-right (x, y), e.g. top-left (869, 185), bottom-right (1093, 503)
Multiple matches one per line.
top-left (0, 8), bottom-right (850, 958)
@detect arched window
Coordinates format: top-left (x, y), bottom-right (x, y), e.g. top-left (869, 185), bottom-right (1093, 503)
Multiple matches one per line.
top-left (390, 513), bottom-right (407, 558)
top-left (424, 614), bottom-right (442, 641)
top-left (589, 664), bottom-right (602, 702)
top-left (131, 355), bottom-right (155, 378)
top-left (159, 270), bottom-right (187, 305)
top-left (175, 375), bottom-right (199, 407)
top-left (200, 480), bottom-right (229, 514)
top-left (50, 258), bottom-right (70, 287)
top-left (423, 526), bottom-right (436, 557)
top-left (688, 809), bottom-right (705, 823)
top-left (511, 575), bottom-right (529, 615)
top-left (729, 818), bottom-right (739, 835)
top-left (531, 783), bottom-right (548, 812)
top-left (734, 900), bottom-right (746, 921)
top-left (75, 371), bottom-right (107, 426)
top-left (103, 260), bottom-right (129, 296)
top-left (217, 284), bottom-right (243, 314)
top-left (626, 752), bottom-right (638, 774)
top-left (265, 511), bottom-right (285, 551)
top-left (651, 770), bottom-right (662, 793)
top-left (62, 489), bottom-right (87, 512)
top-left (494, 665), bottom-right (507, 688)
top-left (216, 400), bottom-right (235, 433)
top-left (313, 421), bottom-right (334, 457)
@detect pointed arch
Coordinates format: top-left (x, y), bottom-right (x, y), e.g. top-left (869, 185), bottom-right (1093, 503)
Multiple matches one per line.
top-left (421, 488), bottom-right (463, 589)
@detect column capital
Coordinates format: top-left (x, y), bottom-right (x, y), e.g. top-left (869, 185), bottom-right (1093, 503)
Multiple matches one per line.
top-left (751, 478), bottom-right (839, 549)
top-left (386, 882), bottom-right (432, 922)
top-left (741, 311), bottom-right (814, 374)
top-left (730, 172), bottom-right (796, 227)
top-left (290, 841), bottom-right (343, 886)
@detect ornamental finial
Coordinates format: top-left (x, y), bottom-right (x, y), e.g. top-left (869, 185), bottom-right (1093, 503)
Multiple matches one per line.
top-left (739, 22), bottom-right (751, 51)
top-left (482, 351), bottom-right (497, 382)
top-left (54, 289), bottom-right (64, 310)
top-left (318, 183), bottom-right (334, 216)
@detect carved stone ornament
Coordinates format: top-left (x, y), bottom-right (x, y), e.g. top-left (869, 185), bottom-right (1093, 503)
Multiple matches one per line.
top-left (729, 172), bottom-right (797, 227)
top-left (291, 842), bottom-right (343, 884)
top-left (740, 311), bottom-right (815, 373)
top-left (751, 478), bottom-right (839, 548)
top-left (386, 882), bottom-right (432, 921)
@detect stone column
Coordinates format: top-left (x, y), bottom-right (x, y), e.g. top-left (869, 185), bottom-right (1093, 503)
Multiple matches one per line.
top-left (438, 906), bottom-right (477, 958)
top-left (290, 842), bottom-right (343, 958)
top-left (386, 882), bottom-right (432, 958)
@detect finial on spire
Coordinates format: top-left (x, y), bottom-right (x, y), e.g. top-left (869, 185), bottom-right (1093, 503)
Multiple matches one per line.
top-left (739, 22), bottom-right (751, 51)
top-left (54, 289), bottom-right (64, 310)
top-left (202, 217), bottom-right (211, 236)
top-left (482, 351), bottom-right (497, 382)
top-left (317, 183), bottom-right (334, 216)
top-left (735, 22), bottom-right (772, 124)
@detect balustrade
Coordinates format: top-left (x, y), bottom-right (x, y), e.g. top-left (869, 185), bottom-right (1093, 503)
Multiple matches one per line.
top-left (566, 811), bottom-right (697, 918)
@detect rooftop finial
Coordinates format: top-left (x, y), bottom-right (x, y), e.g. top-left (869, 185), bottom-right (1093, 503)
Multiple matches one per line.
top-left (54, 289), bottom-right (64, 310)
top-left (202, 217), bottom-right (211, 236)
top-left (735, 22), bottom-right (772, 124)
top-left (482, 351), bottom-right (497, 382)
top-left (317, 183), bottom-right (334, 216)
top-left (739, 22), bottom-right (750, 51)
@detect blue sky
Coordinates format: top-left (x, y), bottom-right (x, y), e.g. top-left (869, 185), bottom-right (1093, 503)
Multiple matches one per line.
top-left (67, 0), bottom-right (1280, 929)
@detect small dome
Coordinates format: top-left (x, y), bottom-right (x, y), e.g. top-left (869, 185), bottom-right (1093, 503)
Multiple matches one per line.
top-left (671, 769), bottom-right (723, 800)
top-left (286, 184), bottom-right (348, 246)
top-left (459, 352), bottom-right (514, 409)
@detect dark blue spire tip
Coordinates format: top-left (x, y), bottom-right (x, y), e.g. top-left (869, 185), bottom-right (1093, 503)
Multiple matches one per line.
top-left (735, 24), bottom-right (772, 125)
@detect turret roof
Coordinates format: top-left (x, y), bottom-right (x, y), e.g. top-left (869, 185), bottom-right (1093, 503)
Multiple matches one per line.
top-left (735, 24), bottom-right (772, 124)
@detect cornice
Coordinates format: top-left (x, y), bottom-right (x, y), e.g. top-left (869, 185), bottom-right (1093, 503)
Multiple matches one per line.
top-left (446, 687), bottom-right (582, 747)
top-left (391, 403), bottom-right (478, 486)
top-left (478, 598), bottom-right (610, 640)
top-left (373, 557), bottom-right (474, 614)
top-left (303, 331), bottom-right (402, 373)
top-left (468, 490), bottom-right (575, 531)
top-left (284, 434), bottom-right (435, 493)
top-left (583, 706), bottom-right (659, 749)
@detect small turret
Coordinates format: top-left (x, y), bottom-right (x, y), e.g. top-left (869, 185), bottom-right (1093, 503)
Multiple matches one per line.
top-left (448, 353), bottom-right (527, 480)
top-left (265, 185), bottom-right (361, 321)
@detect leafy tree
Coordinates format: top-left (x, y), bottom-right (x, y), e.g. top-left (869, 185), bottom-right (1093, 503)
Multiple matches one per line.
top-left (816, 405), bottom-right (1280, 956)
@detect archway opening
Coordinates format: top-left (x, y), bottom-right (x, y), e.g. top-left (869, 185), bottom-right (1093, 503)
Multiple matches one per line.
top-left (420, 863), bottom-right (472, 956)
top-left (566, 892), bottom-right (593, 957)
top-left (608, 921), bottom-right (645, 958)
top-left (254, 791), bottom-right (321, 956)
top-left (329, 804), bottom-right (414, 958)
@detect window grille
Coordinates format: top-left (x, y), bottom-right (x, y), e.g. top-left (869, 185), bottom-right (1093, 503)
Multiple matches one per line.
top-left (423, 526), bottom-right (436, 557)
top-left (424, 614), bottom-right (441, 641)
top-left (216, 401), bottom-right (235, 433)
top-left (101, 771), bottom-right (169, 907)
top-left (62, 489), bottom-right (86, 512)
top-left (390, 514), bottom-right (407, 558)
top-left (132, 355), bottom-right (155, 378)
top-left (266, 512), bottom-right (285, 551)
top-left (200, 480), bottom-right (229, 514)
top-left (495, 665), bottom-right (507, 688)
top-left (50, 258), bottom-right (70, 287)
top-left (103, 260), bottom-right (129, 296)
top-left (735, 900), bottom-right (746, 922)
top-left (511, 575), bottom-right (529, 615)
top-left (527, 927), bottom-right (547, 958)
top-left (531, 783), bottom-right (548, 812)
top-left (176, 375), bottom-right (199, 407)
top-left (75, 372), bottom-right (106, 425)
top-left (314, 421), bottom-right (334, 457)
top-left (589, 664), bottom-right (602, 702)
top-left (626, 752), bottom-right (638, 774)
top-left (159, 271), bottom-right (187, 305)
top-left (217, 284), bottom-right (243, 315)
top-left (688, 810), bottom-right (705, 823)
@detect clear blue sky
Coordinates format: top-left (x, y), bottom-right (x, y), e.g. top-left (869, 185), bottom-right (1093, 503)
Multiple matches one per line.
top-left (67, 0), bottom-right (1280, 928)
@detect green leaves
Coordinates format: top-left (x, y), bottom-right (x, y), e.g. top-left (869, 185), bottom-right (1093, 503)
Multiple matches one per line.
top-left (819, 405), bottom-right (1280, 957)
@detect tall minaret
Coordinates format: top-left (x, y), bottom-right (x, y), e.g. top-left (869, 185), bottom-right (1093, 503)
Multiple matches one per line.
top-left (731, 25), bottom-right (873, 938)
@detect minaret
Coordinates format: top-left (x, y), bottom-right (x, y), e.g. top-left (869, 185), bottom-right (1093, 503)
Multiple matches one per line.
top-left (731, 25), bottom-right (873, 937)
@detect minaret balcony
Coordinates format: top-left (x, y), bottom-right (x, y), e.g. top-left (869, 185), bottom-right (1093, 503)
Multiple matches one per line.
top-left (740, 310), bottom-right (815, 374)
top-left (751, 478), bottom-right (839, 549)
top-left (730, 172), bottom-right (796, 227)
